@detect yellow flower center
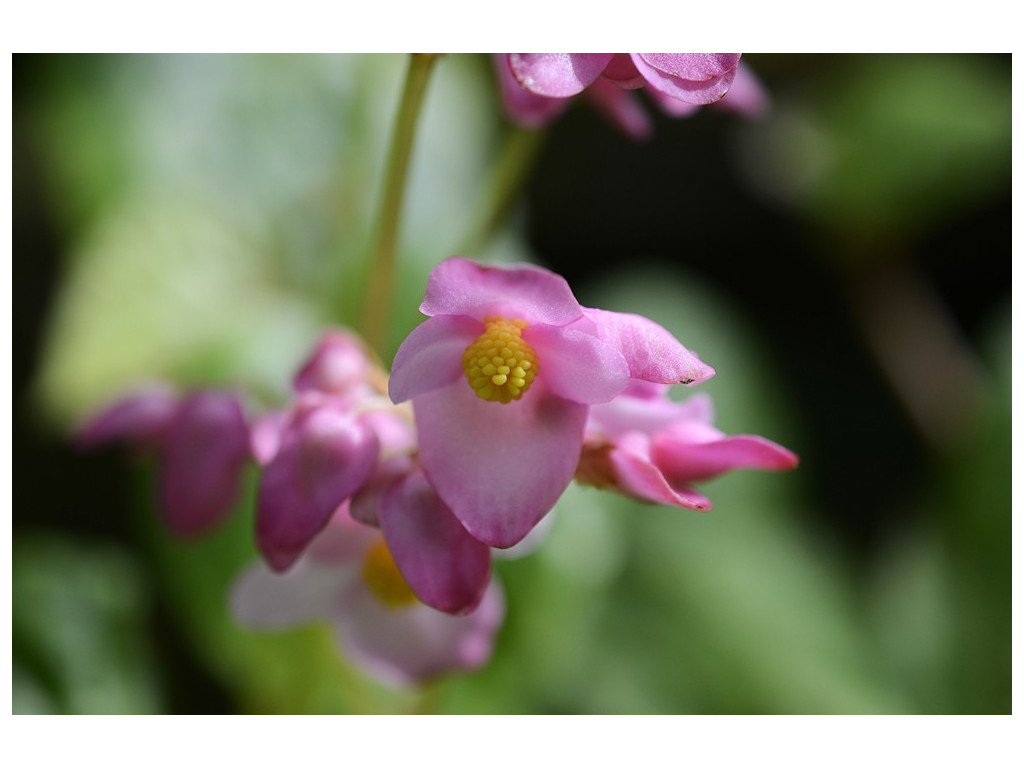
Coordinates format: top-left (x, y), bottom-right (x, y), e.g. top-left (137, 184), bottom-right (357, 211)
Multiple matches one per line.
top-left (361, 539), bottom-right (418, 609)
top-left (462, 316), bottom-right (539, 404)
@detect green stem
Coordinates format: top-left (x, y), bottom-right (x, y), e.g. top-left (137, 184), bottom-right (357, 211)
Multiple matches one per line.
top-left (360, 53), bottom-right (441, 355)
top-left (459, 125), bottom-right (547, 258)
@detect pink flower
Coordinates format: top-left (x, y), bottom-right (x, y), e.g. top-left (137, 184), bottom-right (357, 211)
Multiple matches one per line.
top-left (388, 257), bottom-right (714, 549)
top-left (577, 382), bottom-right (799, 508)
top-left (494, 54), bottom-right (766, 138)
top-left (253, 331), bottom-right (387, 572)
top-left (231, 505), bottom-right (505, 689)
top-left (76, 386), bottom-right (251, 537)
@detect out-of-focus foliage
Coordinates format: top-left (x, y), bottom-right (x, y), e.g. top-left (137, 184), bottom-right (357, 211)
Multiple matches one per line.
top-left (742, 54), bottom-right (1011, 248)
top-left (15, 54), bottom-right (1010, 714)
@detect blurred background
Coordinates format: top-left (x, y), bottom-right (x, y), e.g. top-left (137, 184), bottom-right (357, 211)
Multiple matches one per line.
top-left (13, 53), bottom-right (1011, 714)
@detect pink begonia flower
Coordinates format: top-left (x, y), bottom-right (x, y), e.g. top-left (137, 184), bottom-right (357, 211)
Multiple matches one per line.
top-left (231, 505), bottom-right (505, 688)
top-left (76, 387), bottom-right (251, 537)
top-left (389, 257), bottom-right (714, 549)
top-left (577, 382), bottom-right (798, 508)
top-left (494, 54), bottom-right (768, 139)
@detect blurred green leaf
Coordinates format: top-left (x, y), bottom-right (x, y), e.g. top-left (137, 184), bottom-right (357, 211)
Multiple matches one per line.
top-left (747, 54), bottom-right (1010, 247)
top-left (12, 534), bottom-right (163, 714)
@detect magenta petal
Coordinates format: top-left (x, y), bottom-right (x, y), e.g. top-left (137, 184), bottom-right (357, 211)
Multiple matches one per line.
top-left (380, 472), bottom-right (491, 615)
top-left (508, 53), bottom-right (614, 97)
top-left (415, 381), bottom-right (587, 547)
top-left (525, 324), bottom-right (629, 404)
top-left (75, 385), bottom-right (179, 450)
top-left (493, 54), bottom-right (571, 127)
top-left (158, 391), bottom-right (251, 537)
top-left (583, 307), bottom-right (716, 385)
top-left (632, 53), bottom-right (740, 105)
top-left (652, 432), bottom-right (800, 484)
top-left (609, 433), bottom-right (711, 510)
top-left (420, 257), bottom-right (584, 326)
top-left (293, 328), bottom-right (370, 396)
top-left (256, 406), bottom-right (379, 572)
top-left (388, 314), bottom-right (481, 404)
top-left (335, 578), bottom-right (505, 688)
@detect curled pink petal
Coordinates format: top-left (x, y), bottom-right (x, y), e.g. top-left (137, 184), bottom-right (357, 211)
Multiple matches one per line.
top-left (388, 314), bottom-right (481, 404)
top-left (508, 53), bottom-right (614, 98)
top-left (583, 307), bottom-right (716, 385)
top-left (335, 578), bottom-right (505, 688)
top-left (256, 405), bottom-right (379, 572)
top-left (492, 54), bottom-right (570, 128)
top-left (293, 328), bottom-right (371, 396)
top-left (631, 53), bottom-right (740, 105)
top-left (158, 391), bottom-right (251, 538)
top-left (715, 62), bottom-right (770, 117)
top-left (652, 432), bottom-right (800, 484)
top-left (607, 432), bottom-right (712, 510)
top-left (415, 381), bottom-right (587, 548)
top-left (525, 324), bottom-right (630, 404)
top-left (380, 472), bottom-right (491, 615)
top-left (420, 257), bottom-right (585, 327)
top-left (74, 385), bottom-right (179, 450)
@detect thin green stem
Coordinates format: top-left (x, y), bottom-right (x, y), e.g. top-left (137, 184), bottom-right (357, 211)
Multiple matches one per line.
top-left (459, 125), bottom-right (547, 258)
top-left (360, 53), bottom-right (441, 355)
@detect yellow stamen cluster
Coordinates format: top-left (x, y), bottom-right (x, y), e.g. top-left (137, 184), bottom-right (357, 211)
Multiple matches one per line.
top-left (462, 316), bottom-right (539, 404)
top-left (361, 539), bottom-right (418, 609)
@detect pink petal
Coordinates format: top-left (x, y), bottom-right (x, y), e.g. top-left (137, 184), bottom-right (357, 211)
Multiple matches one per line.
top-left (652, 432), bottom-right (800, 484)
top-left (305, 503), bottom-right (381, 563)
top-left (492, 54), bottom-right (570, 127)
top-left (631, 53), bottom-right (740, 105)
top-left (583, 307), bottom-right (716, 385)
top-left (74, 385), bottom-right (179, 450)
top-left (256, 405), bottom-right (380, 572)
top-left (414, 380), bottom-right (587, 548)
top-left (380, 472), bottom-right (491, 615)
top-left (420, 257), bottom-right (585, 327)
top-left (293, 328), bottom-right (371, 397)
top-left (608, 432), bottom-right (712, 510)
top-left (229, 556), bottom-right (351, 629)
top-left (584, 79), bottom-right (653, 140)
top-left (349, 453), bottom-right (414, 527)
top-left (334, 578), bottom-right (505, 688)
top-left (508, 53), bottom-right (614, 98)
top-left (158, 391), bottom-right (251, 537)
top-left (646, 85), bottom-right (703, 118)
top-left (249, 409), bottom-right (287, 466)
top-left (525, 324), bottom-right (629, 404)
top-left (388, 314), bottom-right (481, 404)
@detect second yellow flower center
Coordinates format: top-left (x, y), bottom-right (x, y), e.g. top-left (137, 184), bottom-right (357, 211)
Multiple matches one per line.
top-left (462, 316), bottom-right (539, 404)
top-left (361, 539), bottom-right (418, 609)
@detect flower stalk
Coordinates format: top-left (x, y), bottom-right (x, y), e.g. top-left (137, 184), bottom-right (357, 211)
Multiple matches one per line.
top-left (360, 53), bottom-right (441, 355)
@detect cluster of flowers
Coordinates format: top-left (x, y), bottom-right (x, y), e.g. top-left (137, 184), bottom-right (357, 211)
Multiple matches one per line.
top-left (78, 257), bottom-right (797, 687)
top-left (493, 53), bottom-right (768, 139)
